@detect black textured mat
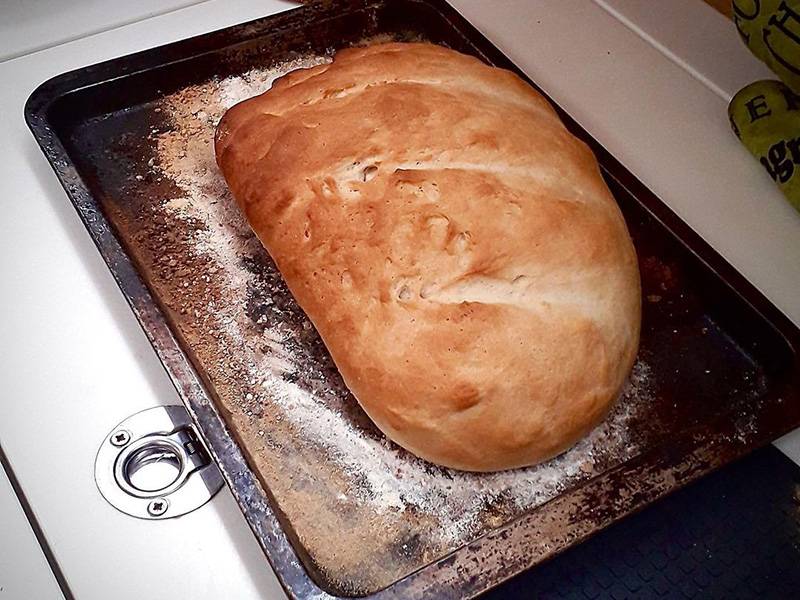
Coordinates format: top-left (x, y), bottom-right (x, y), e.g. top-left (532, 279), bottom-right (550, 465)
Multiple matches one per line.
top-left (481, 446), bottom-right (800, 600)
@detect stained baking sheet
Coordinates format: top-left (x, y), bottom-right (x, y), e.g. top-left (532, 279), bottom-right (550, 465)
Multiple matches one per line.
top-left (25, 0), bottom-right (800, 598)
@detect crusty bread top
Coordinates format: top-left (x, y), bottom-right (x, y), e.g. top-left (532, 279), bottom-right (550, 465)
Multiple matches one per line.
top-left (215, 42), bottom-right (641, 471)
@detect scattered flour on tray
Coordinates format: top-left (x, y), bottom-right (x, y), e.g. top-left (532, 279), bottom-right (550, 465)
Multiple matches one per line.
top-left (264, 361), bottom-right (650, 542)
top-left (152, 55), bottom-right (654, 548)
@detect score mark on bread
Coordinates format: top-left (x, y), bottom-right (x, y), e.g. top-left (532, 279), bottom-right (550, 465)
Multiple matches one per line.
top-left (215, 42), bottom-right (641, 472)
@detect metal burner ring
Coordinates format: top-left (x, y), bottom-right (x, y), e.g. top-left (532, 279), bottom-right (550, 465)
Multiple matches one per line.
top-left (95, 405), bottom-right (223, 520)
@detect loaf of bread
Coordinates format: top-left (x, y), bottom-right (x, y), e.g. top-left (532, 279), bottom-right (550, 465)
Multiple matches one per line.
top-left (215, 43), bottom-right (641, 472)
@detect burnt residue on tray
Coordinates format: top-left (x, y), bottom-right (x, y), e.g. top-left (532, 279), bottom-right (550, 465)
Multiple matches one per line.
top-left (62, 54), bottom-right (660, 594)
top-left (25, 0), bottom-right (800, 598)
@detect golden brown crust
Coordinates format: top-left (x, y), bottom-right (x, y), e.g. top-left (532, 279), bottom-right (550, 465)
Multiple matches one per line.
top-left (215, 42), bottom-right (641, 471)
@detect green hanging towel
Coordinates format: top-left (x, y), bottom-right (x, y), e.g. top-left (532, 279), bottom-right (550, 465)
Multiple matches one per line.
top-left (733, 0), bottom-right (800, 93)
top-left (728, 79), bottom-right (800, 211)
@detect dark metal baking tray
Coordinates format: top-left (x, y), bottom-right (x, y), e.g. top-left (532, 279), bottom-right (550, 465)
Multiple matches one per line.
top-left (25, 0), bottom-right (800, 598)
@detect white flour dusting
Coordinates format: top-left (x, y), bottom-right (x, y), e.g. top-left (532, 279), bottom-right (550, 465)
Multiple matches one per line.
top-left (150, 53), bottom-right (654, 563)
top-left (265, 361), bottom-right (649, 542)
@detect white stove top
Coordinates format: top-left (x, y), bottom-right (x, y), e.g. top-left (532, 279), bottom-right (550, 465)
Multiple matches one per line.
top-left (1, 1), bottom-right (798, 599)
